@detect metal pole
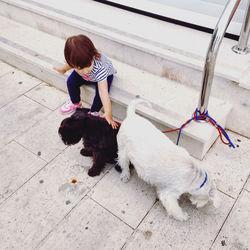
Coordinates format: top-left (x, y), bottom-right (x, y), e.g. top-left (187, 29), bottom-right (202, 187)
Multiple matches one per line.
top-left (198, 0), bottom-right (241, 115)
top-left (232, 0), bottom-right (250, 54)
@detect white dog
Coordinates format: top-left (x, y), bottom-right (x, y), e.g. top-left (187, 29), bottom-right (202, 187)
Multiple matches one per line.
top-left (117, 98), bottom-right (220, 221)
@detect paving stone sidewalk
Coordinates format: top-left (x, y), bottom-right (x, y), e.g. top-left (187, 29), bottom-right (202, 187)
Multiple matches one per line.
top-left (0, 60), bottom-right (249, 250)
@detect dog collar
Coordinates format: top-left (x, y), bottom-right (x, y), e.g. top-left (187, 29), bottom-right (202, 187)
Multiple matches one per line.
top-left (199, 172), bottom-right (207, 189)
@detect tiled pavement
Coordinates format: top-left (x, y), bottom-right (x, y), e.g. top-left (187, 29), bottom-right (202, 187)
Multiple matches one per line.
top-left (0, 60), bottom-right (249, 250)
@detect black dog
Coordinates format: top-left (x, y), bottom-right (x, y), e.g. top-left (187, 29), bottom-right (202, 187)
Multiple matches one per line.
top-left (58, 108), bottom-right (120, 177)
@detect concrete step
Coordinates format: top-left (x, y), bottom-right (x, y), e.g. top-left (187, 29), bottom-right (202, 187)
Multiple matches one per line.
top-left (0, 0), bottom-right (249, 140)
top-left (0, 0), bottom-right (249, 86)
top-left (0, 15), bottom-right (233, 159)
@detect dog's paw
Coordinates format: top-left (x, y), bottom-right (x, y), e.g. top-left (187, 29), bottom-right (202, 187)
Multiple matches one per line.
top-left (173, 212), bottom-right (189, 222)
top-left (80, 148), bottom-right (93, 157)
top-left (114, 164), bottom-right (122, 172)
top-left (120, 172), bottom-right (130, 183)
top-left (88, 167), bottom-right (101, 177)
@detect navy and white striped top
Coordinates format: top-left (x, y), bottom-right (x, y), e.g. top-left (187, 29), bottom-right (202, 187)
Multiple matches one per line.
top-left (77, 54), bottom-right (117, 82)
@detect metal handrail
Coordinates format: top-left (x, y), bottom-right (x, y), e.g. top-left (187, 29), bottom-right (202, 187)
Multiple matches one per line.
top-left (232, 0), bottom-right (250, 54)
top-left (198, 0), bottom-right (241, 115)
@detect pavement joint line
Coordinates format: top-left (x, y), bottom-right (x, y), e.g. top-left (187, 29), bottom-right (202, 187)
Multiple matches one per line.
top-left (217, 189), bottom-right (236, 200)
top-left (122, 198), bottom-right (159, 249)
top-left (21, 80), bottom-right (43, 95)
top-left (77, 165), bottom-right (115, 198)
top-left (210, 184), bottom-right (246, 249)
top-left (13, 111), bottom-right (70, 163)
top-left (0, 68), bottom-right (15, 78)
top-left (7, 95), bottom-right (52, 138)
top-left (0, 155), bottom-right (49, 208)
top-left (88, 195), bottom-right (135, 230)
top-left (119, 199), bottom-right (158, 249)
top-left (0, 86), bottom-right (40, 109)
top-left (3, 104), bottom-right (56, 160)
top-left (23, 93), bottom-right (55, 111)
top-left (242, 174), bottom-right (250, 193)
top-left (227, 129), bottom-right (250, 140)
top-left (35, 193), bottom-right (90, 248)
top-left (36, 181), bottom-right (131, 248)
top-left (13, 139), bottom-right (49, 163)
top-left (133, 198), bottom-right (158, 227)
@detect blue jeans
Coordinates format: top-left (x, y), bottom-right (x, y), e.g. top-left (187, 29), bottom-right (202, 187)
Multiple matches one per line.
top-left (67, 70), bottom-right (114, 112)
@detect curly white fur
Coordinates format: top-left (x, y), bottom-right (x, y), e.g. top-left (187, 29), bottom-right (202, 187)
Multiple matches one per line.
top-left (117, 98), bottom-right (220, 221)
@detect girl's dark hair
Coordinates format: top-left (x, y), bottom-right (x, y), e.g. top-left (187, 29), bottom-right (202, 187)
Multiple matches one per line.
top-left (64, 35), bottom-right (101, 69)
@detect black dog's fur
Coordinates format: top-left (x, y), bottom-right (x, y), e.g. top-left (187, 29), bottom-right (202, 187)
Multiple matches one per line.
top-left (58, 108), bottom-right (120, 177)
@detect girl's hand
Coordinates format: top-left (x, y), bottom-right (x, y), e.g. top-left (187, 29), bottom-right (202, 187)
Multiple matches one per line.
top-left (101, 113), bottom-right (119, 129)
top-left (53, 66), bottom-right (67, 74)
top-left (53, 63), bottom-right (72, 74)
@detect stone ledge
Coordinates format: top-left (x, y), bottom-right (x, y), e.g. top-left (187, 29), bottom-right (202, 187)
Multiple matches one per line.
top-left (0, 0), bottom-right (249, 88)
top-left (0, 19), bottom-right (232, 159)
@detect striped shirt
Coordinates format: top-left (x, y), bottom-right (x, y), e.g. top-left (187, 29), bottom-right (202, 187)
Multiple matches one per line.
top-left (77, 54), bottom-right (117, 82)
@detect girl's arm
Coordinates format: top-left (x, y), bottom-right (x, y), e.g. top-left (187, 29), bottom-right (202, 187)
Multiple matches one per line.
top-left (53, 63), bottom-right (72, 74)
top-left (98, 80), bottom-right (118, 129)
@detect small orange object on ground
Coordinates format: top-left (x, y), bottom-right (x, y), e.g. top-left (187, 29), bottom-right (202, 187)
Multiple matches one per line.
top-left (71, 178), bottom-right (77, 183)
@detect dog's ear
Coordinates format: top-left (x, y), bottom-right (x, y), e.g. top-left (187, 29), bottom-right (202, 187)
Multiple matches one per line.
top-left (76, 107), bottom-right (90, 113)
top-left (58, 117), bottom-right (84, 145)
top-left (71, 108), bottom-right (90, 120)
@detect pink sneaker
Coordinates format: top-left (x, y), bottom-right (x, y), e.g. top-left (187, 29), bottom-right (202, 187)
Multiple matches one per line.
top-left (60, 101), bottom-right (82, 114)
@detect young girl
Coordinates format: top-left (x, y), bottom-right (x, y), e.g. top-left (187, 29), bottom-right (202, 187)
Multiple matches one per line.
top-left (54, 34), bottom-right (118, 129)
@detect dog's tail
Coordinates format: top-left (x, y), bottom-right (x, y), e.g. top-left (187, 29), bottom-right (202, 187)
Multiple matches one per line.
top-left (127, 96), bottom-right (151, 117)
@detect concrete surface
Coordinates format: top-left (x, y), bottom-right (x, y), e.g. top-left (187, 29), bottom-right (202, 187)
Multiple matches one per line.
top-left (1, 0), bottom-right (249, 87)
top-left (0, 61), bottom-right (249, 249)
